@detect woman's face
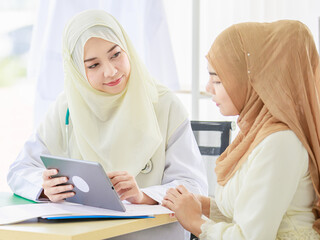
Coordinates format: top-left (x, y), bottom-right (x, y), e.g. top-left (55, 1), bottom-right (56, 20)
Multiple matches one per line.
top-left (84, 37), bottom-right (131, 94)
top-left (206, 63), bottom-right (239, 116)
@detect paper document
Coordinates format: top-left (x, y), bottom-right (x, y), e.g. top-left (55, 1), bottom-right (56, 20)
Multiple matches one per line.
top-left (0, 203), bottom-right (71, 225)
top-left (0, 201), bottom-right (173, 225)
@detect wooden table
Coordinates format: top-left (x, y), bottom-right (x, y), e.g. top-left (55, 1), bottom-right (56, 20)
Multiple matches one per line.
top-left (0, 193), bottom-right (177, 240)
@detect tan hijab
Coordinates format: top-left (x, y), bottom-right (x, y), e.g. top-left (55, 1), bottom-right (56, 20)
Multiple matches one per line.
top-left (207, 20), bottom-right (320, 231)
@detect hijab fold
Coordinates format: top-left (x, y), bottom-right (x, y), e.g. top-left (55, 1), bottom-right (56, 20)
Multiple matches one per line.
top-left (207, 20), bottom-right (320, 232)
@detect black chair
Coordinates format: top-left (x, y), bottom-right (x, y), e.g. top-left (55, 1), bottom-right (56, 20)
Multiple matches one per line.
top-left (191, 121), bottom-right (233, 156)
top-left (190, 121), bottom-right (233, 240)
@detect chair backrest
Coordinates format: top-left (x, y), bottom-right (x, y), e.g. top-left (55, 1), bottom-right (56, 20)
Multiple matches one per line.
top-left (191, 121), bottom-right (232, 155)
top-left (191, 121), bottom-right (233, 196)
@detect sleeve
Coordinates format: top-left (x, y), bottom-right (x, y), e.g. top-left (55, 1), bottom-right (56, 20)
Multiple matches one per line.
top-left (141, 119), bottom-right (208, 203)
top-left (209, 197), bottom-right (232, 223)
top-left (7, 132), bottom-right (50, 201)
top-left (199, 131), bottom-right (309, 240)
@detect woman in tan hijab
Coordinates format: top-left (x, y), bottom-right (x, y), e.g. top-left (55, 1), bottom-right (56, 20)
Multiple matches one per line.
top-left (163, 20), bottom-right (320, 239)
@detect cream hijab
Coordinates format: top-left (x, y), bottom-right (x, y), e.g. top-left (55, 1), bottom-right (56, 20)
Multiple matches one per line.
top-left (38, 10), bottom-right (168, 176)
top-left (207, 20), bottom-right (320, 231)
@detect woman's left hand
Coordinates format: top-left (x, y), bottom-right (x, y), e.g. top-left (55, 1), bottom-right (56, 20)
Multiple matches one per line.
top-left (107, 171), bottom-right (156, 204)
top-left (162, 185), bottom-right (205, 237)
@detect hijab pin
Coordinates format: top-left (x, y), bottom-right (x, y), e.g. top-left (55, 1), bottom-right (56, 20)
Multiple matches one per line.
top-left (247, 53), bottom-right (250, 56)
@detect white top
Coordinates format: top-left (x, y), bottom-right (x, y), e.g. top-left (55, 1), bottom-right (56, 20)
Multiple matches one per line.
top-left (200, 130), bottom-right (319, 240)
top-left (7, 119), bottom-right (207, 203)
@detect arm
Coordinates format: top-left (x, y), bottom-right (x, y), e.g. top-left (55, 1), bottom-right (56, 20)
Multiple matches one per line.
top-left (163, 185), bottom-right (206, 236)
top-left (108, 120), bottom-right (208, 204)
top-left (198, 195), bottom-right (211, 218)
top-left (7, 132), bottom-right (74, 202)
top-left (165, 131), bottom-right (310, 239)
top-left (7, 132), bottom-right (49, 201)
top-left (107, 171), bottom-right (158, 204)
top-left (142, 119), bottom-right (208, 203)
top-left (212, 131), bottom-right (309, 240)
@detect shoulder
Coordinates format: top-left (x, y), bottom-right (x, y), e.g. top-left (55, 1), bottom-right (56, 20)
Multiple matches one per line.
top-left (248, 130), bottom-right (308, 171)
top-left (41, 92), bottom-right (68, 126)
top-left (52, 93), bottom-right (68, 120)
top-left (154, 88), bottom-right (189, 139)
top-left (257, 130), bottom-right (304, 151)
top-left (155, 88), bottom-right (187, 117)
top-left (158, 89), bottom-right (183, 105)
top-left (55, 92), bottom-right (68, 110)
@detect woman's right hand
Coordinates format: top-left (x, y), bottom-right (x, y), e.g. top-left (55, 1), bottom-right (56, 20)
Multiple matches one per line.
top-left (41, 169), bottom-right (75, 202)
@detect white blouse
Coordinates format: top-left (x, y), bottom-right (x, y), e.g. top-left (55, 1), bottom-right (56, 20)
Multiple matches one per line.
top-left (200, 130), bottom-right (319, 240)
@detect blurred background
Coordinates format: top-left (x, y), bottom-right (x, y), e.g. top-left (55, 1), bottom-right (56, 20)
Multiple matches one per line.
top-left (0, 0), bottom-right (36, 191)
top-left (1, 0), bottom-right (319, 192)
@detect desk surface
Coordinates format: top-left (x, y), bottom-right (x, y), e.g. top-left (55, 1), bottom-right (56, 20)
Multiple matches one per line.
top-left (0, 193), bottom-right (176, 240)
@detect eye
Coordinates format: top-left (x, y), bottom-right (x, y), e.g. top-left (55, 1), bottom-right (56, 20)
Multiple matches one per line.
top-left (88, 63), bottom-right (99, 69)
top-left (209, 72), bottom-right (217, 76)
top-left (111, 51), bottom-right (121, 59)
top-left (212, 81), bottom-right (221, 85)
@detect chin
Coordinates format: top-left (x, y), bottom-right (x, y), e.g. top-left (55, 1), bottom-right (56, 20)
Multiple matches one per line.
top-left (110, 86), bottom-right (126, 95)
top-left (220, 110), bottom-right (231, 116)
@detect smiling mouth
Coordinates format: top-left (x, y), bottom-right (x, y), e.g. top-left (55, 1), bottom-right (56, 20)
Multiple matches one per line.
top-left (105, 76), bottom-right (122, 86)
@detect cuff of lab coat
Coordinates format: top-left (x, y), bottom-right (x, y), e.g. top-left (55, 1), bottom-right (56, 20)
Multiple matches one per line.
top-left (141, 186), bottom-right (165, 204)
top-left (35, 188), bottom-right (50, 202)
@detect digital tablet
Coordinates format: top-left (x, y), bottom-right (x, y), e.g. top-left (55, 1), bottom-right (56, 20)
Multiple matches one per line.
top-left (40, 154), bottom-right (126, 212)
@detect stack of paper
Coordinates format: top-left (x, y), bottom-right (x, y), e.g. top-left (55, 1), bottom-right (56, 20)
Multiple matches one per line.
top-left (0, 202), bottom-right (173, 225)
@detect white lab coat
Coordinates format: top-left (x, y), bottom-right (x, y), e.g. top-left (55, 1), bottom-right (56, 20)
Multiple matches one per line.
top-left (7, 119), bottom-right (208, 240)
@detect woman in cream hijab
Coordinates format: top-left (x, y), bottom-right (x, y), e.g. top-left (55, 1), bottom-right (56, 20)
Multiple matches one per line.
top-left (163, 20), bottom-right (320, 239)
top-left (7, 10), bottom-right (207, 239)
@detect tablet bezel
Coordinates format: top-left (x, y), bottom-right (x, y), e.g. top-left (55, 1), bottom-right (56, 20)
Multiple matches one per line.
top-left (40, 154), bottom-right (126, 212)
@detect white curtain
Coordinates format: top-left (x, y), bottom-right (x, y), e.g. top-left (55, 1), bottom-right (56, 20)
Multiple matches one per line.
top-left (28, 0), bottom-right (179, 127)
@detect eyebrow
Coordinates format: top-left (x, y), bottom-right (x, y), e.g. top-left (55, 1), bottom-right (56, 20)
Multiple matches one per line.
top-left (84, 44), bottom-right (119, 63)
top-left (107, 44), bottom-right (118, 53)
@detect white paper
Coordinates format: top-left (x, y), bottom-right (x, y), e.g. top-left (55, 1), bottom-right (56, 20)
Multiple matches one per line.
top-left (0, 203), bottom-right (70, 225)
top-left (0, 202), bottom-right (173, 225)
top-left (43, 202), bottom-right (173, 217)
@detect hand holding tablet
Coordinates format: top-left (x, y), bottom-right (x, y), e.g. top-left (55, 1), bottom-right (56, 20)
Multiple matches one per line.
top-left (40, 154), bottom-right (126, 212)
top-left (41, 168), bottom-right (76, 202)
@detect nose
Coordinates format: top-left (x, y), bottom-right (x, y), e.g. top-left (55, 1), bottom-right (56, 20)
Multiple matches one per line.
top-left (206, 80), bottom-right (215, 95)
top-left (103, 62), bottom-right (118, 78)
